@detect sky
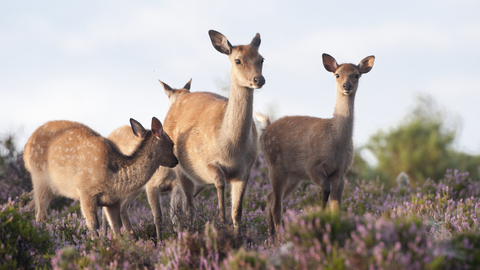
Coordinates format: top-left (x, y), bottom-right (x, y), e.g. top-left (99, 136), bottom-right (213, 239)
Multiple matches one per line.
top-left (1, 0), bottom-right (480, 163)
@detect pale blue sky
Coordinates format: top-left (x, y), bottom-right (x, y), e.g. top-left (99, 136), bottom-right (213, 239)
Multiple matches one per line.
top-left (1, 1), bottom-right (479, 162)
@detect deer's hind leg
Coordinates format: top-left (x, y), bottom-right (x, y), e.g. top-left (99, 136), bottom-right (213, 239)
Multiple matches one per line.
top-left (104, 202), bottom-right (123, 235)
top-left (175, 169), bottom-right (196, 230)
top-left (146, 185), bottom-right (163, 241)
top-left (32, 173), bottom-right (56, 222)
top-left (120, 192), bottom-right (141, 238)
top-left (266, 168), bottom-right (290, 237)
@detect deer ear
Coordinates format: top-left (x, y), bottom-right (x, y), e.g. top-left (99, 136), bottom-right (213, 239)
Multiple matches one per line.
top-left (159, 80), bottom-right (173, 97)
top-left (151, 117), bottom-right (164, 138)
top-left (322, 53), bottom-right (338, 73)
top-left (130, 118), bottom-right (147, 138)
top-left (250, 33), bottom-right (261, 49)
top-left (209, 30), bottom-right (233, 55)
top-left (183, 78), bottom-right (192, 90)
top-left (359, 55), bottom-right (375, 74)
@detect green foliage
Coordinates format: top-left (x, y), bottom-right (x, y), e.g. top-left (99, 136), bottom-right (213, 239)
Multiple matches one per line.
top-left (0, 201), bottom-right (53, 269)
top-left (347, 148), bottom-right (375, 181)
top-left (0, 133), bottom-right (32, 205)
top-left (226, 247), bottom-right (267, 270)
top-left (0, 133), bottom-right (19, 167)
top-left (51, 234), bottom-right (157, 269)
top-left (363, 94), bottom-right (480, 186)
top-left (285, 210), bottom-right (356, 249)
top-left (430, 231), bottom-right (480, 270)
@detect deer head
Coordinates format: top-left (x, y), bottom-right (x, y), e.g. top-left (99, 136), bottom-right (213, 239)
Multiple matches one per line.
top-left (322, 54), bottom-right (375, 96)
top-left (208, 30), bottom-right (265, 89)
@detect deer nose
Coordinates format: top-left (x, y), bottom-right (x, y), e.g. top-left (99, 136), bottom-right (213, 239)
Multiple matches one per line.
top-left (254, 76), bottom-right (265, 87)
top-left (170, 158), bottom-right (179, 168)
top-left (343, 83), bottom-right (352, 91)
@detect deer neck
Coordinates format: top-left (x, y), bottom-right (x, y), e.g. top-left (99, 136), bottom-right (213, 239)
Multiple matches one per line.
top-left (219, 80), bottom-right (254, 149)
top-left (110, 135), bottom-right (160, 192)
top-left (332, 91), bottom-right (355, 143)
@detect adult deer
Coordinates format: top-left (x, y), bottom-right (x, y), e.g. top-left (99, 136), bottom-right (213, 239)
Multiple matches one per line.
top-left (256, 53), bottom-right (374, 237)
top-left (163, 30), bottom-right (265, 227)
top-left (102, 79), bottom-right (191, 240)
top-left (24, 117), bottom-right (178, 234)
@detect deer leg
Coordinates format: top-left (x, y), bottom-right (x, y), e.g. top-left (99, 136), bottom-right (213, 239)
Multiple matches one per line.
top-left (271, 188), bottom-right (283, 242)
top-left (169, 184), bottom-right (183, 225)
top-left (120, 193), bottom-right (139, 239)
top-left (206, 165), bottom-right (227, 223)
top-left (176, 169), bottom-right (195, 230)
top-left (308, 168), bottom-right (331, 210)
top-left (146, 185), bottom-right (163, 242)
top-left (78, 191), bottom-right (99, 233)
top-left (266, 191), bottom-right (276, 237)
top-left (329, 171), bottom-right (345, 212)
top-left (267, 169), bottom-right (288, 238)
top-left (104, 203), bottom-right (122, 235)
top-left (230, 178), bottom-right (249, 228)
top-left (32, 175), bottom-right (55, 222)
top-left (101, 207), bottom-right (108, 235)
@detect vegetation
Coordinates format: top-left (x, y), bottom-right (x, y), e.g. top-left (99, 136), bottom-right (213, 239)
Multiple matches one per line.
top-left (1, 96), bottom-right (479, 269)
top-left (354, 94), bottom-right (480, 187)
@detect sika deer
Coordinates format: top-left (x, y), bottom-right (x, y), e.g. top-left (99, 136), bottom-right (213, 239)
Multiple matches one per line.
top-left (23, 117), bottom-right (178, 234)
top-left (256, 53), bottom-right (374, 237)
top-left (163, 30), bottom-right (265, 227)
top-left (160, 79), bottom-right (192, 106)
top-left (101, 79), bottom-right (191, 240)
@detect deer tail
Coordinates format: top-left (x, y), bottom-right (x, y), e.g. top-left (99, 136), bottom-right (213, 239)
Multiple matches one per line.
top-left (254, 112), bottom-right (271, 133)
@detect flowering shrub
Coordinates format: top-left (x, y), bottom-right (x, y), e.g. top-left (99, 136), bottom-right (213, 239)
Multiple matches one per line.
top-left (0, 199), bottom-right (52, 268)
top-left (1, 146), bottom-right (480, 269)
top-left (430, 232), bottom-right (480, 270)
top-left (0, 133), bottom-right (32, 205)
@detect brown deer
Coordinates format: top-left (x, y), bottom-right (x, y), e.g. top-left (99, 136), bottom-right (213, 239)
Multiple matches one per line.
top-left (163, 30), bottom-right (265, 227)
top-left (161, 79), bottom-right (192, 106)
top-left (101, 79), bottom-right (191, 240)
top-left (23, 117), bottom-right (178, 234)
top-left (256, 53), bottom-right (375, 237)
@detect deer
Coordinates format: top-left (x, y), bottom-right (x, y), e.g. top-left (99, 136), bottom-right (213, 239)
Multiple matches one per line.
top-left (162, 30), bottom-right (265, 228)
top-left (23, 117), bottom-right (178, 234)
top-left (101, 79), bottom-right (191, 240)
top-left (161, 79), bottom-right (192, 106)
top-left (255, 53), bottom-right (375, 237)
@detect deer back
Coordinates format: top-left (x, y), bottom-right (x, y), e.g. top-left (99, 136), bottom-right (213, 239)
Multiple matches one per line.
top-left (24, 120), bottom-right (114, 198)
top-left (108, 125), bottom-right (143, 156)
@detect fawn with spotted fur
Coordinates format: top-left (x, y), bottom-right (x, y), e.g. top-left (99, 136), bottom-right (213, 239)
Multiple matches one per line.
top-left (24, 117), bottom-right (177, 234)
top-left (102, 79), bottom-right (191, 240)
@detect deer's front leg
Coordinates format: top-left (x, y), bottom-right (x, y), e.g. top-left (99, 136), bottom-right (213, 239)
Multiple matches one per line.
top-left (207, 165), bottom-right (227, 223)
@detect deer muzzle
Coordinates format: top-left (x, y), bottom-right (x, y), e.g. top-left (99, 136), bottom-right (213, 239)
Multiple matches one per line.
top-left (253, 75), bottom-right (265, 88)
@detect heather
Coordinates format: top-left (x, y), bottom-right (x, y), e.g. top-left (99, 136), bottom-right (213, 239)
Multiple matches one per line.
top-left (2, 104), bottom-right (480, 270)
top-left (1, 135), bottom-right (480, 269)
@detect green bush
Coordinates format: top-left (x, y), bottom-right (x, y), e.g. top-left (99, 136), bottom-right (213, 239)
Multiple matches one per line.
top-left (430, 231), bottom-right (480, 270)
top-left (0, 201), bottom-right (53, 269)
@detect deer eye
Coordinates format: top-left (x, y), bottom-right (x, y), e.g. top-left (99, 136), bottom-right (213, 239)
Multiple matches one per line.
top-left (355, 74), bottom-right (360, 79)
top-left (235, 59), bottom-right (241, 65)
top-left (335, 74), bottom-right (340, 79)
top-left (261, 58), bottom-right (265, 63)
